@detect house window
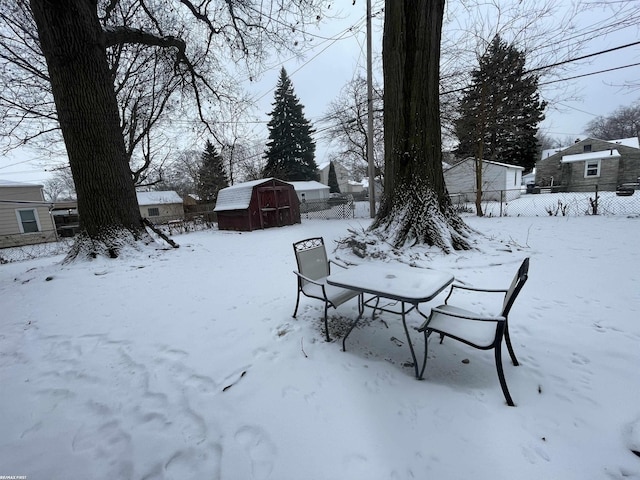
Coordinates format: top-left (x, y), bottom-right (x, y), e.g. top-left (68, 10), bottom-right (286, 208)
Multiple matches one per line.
top-left (583, 144), bottom-right (592, 153)
top-left (16, 208), bottom-right (40, 233)
top-left (147, 207), bottom-right (160, 217)
top-left (584, 159), bottom-right (600, 177)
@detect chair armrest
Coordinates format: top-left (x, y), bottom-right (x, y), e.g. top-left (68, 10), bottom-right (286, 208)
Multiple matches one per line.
top-left (329, 259), bottom-right (349, 269)
top-left (429, 306), bottom-right (505, 322)
top-left (293, 270), bottom-right (325, 286)
top-left (450, 283), bottom-right (508, 294)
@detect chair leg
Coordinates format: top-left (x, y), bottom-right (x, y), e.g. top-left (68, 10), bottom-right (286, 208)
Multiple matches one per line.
top-left (495, 342), bottom-right (515, 407)
top-left (323, 302), bottom-right (331, 342)
top-left (504, 323), bottom-right (519, 366)
top-left (292, 290), bottom-right (301, 318)
top-left (419, 330), bottom-right (430, 379)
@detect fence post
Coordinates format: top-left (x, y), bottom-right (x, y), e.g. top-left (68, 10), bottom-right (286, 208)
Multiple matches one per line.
top-left (500, 190), bottom-right (504, 217)
top-left (594, 185), bottom-right (599, 215)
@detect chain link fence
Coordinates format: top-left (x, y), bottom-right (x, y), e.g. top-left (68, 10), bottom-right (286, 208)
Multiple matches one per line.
top-left (0, 231), bottom-right (74, 263)
top-left (451, 186), bottom-right (640, 217)
top-left (6, 187), bottom-right (635, 264)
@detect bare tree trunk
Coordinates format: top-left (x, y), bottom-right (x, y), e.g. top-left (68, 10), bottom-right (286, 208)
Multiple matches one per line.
top-left (30, 0), bottom-right (148, 260)
top-left (368, 0), bottom-right (472, 252)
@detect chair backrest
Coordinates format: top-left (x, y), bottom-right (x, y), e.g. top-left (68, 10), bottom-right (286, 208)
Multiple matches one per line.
top-left (501, 258), bottom-right (530, 317)
top-left (293, 237), bottom-right (330, 281)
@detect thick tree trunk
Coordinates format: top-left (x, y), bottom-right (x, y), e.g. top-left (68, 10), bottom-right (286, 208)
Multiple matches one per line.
top-left (369, 0), bottom-right (471, 252)
top-left (30, 0), bottom-right (148, 260)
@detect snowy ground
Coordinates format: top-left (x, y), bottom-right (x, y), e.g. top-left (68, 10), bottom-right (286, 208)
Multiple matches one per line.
top-left (1, 214), bottom-right (639, 480)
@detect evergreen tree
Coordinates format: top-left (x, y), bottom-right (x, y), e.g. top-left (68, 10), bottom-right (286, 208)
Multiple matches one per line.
top-left (455, 35), bottom-right (546, 171)
top-left (263, 68), bottom-right (318, 181)
top-left (328, 161), bottom-right (341, 193)
top-left (197, 140), bottom-right (229, 203)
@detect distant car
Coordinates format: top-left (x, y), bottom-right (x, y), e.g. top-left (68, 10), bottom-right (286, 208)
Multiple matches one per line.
top-left (616, 183), bottom-right (640, 196)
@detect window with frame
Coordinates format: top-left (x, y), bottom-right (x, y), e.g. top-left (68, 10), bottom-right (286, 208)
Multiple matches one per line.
top-left (147, 207), bottom-right (160, 217)
top-left (584, 159), bottom-right (600, 177)
top-left (583, 144), bottom-right (592, 153)
top-left (16, 208), bottom-right (40, 233)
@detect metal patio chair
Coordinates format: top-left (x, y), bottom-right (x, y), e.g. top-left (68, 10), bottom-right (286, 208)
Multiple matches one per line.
top-left (417, 258), bottom-right (530, 406)
top-left (292, 237), bottom-right (363, 342)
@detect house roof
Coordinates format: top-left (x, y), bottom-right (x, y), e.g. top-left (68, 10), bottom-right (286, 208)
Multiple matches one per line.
top-left (0, 179), bottom-right (43, 188)
top-left (448, 157), bottom-right (524, 171)
top-left (541, 137), bottom-right (640, 160)
top-left (136, 191), bottom-right (182, 206)
top-left (561, 149), bottom-right (621, 163)
top-left (288, 181), bottom-right (330, 192)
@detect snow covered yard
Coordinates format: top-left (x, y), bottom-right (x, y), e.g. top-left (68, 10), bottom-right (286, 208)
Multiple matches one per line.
top-left (1, 215), bottom-right (639, 480)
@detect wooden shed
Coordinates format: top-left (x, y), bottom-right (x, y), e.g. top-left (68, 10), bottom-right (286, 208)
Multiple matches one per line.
top-left (214, 178), bottom-right (301, 231)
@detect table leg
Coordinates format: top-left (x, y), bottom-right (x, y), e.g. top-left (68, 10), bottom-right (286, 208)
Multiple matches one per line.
top-left (342, 308), bottom-right (365, 352)
top-left (401, 302), bottom-right (422, 379)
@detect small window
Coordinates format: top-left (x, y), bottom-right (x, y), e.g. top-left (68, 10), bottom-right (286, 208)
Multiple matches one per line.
top-left (16, 208), bottom-right (40, 233)
top-left (147, 207), bottom-right (160, 217)
top-left (583, 144), bottom-right (592, 153)
top-left (585, 159), bottom-right (600, 177)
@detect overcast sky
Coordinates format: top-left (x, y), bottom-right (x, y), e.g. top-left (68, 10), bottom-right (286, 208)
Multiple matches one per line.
top-left (1, 0), bottom-right (639, 185)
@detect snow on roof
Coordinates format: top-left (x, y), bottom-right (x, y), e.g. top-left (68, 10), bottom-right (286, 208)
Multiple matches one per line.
top-left (541, 137), bottom-right (639, 160)
top-left (288, 181), bottom-right (330, 191)
top-left (450, 157), bottom-right (524, 171)
top-left (609, 137), bottom-right (640, 149)
top-left (214, 178), bottom-right (281, 212)
top-left (0, 179), bottom-right (43, 188)
top-left (136, 191), bottom-right (182, 206)
top-left (561, 149), bottom-right (621, 163)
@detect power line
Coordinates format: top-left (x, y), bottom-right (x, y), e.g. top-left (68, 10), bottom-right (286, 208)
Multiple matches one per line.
top-left (538, 62), bottom-right (640, 87)
top-left (440, 40), bottom-right (640, 95)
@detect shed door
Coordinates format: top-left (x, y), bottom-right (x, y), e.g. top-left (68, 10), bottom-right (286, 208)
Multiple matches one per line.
top-left (257, 186), bottom-right (292, 228)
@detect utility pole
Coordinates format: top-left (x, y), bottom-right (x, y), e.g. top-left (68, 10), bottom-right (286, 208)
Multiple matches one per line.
top-left (366, 0), bottom-right (376, 218)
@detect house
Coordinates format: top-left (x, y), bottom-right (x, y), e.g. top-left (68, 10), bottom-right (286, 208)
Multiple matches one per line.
top-left (444, 158), bottom-right (524, 202)
top-left (288, 181), bottom-right (330, 204)
top-left (214, 178), bottom-right (300, 231)
top-left (535, 137), bottom-right (640, 192)
top-left (0, 179), bottom-right (57, 248)
top-left (136, 190), bottom-right (184, 223)
top-left (317, 161), bottom-right (355, 193)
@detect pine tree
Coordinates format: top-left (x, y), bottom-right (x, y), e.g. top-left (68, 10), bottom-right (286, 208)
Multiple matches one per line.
top-left (263, 68), bottom-right (318, 181)
top-left (328, 161), bottom-right (341, 193)
top-left (197, 140), bottom-right (229, 203)
top-left (455, 35), bottom-right (546, 171)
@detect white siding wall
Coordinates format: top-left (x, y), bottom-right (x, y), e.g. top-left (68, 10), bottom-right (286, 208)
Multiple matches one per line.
top-left (0, 185), bottom-right (56, 247)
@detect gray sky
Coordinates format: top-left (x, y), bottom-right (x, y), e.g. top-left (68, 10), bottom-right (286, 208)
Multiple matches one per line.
top-left (1, 0), bottom-right (639, 185)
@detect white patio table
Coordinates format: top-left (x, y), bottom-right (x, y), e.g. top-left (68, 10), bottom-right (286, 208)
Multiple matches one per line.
top-left (326, 263), bottom-right (454, 379)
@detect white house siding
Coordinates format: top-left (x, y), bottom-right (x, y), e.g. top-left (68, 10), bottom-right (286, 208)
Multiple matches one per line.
top-left (0, 181), bottom-right (56, 248)
top-left (444, 158), bottom-right (523, 202)
top-left (136, 191), bottom-right (184, 222)
top-left (288, 181), bottom-right (330, 202)
top-left (318, 161), bottom-right (353, 193)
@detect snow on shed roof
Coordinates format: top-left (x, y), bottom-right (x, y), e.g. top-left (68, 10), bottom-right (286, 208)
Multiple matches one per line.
top-left (214, 178), bottom-right (282, 212)
top-left (136, 191), bottom-right (182, 206)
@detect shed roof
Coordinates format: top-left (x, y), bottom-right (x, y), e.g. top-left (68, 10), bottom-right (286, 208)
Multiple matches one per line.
top-left (136, 191), bottom-right (182, 206)
top-left (214, 178), bottom-right (291, 212)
